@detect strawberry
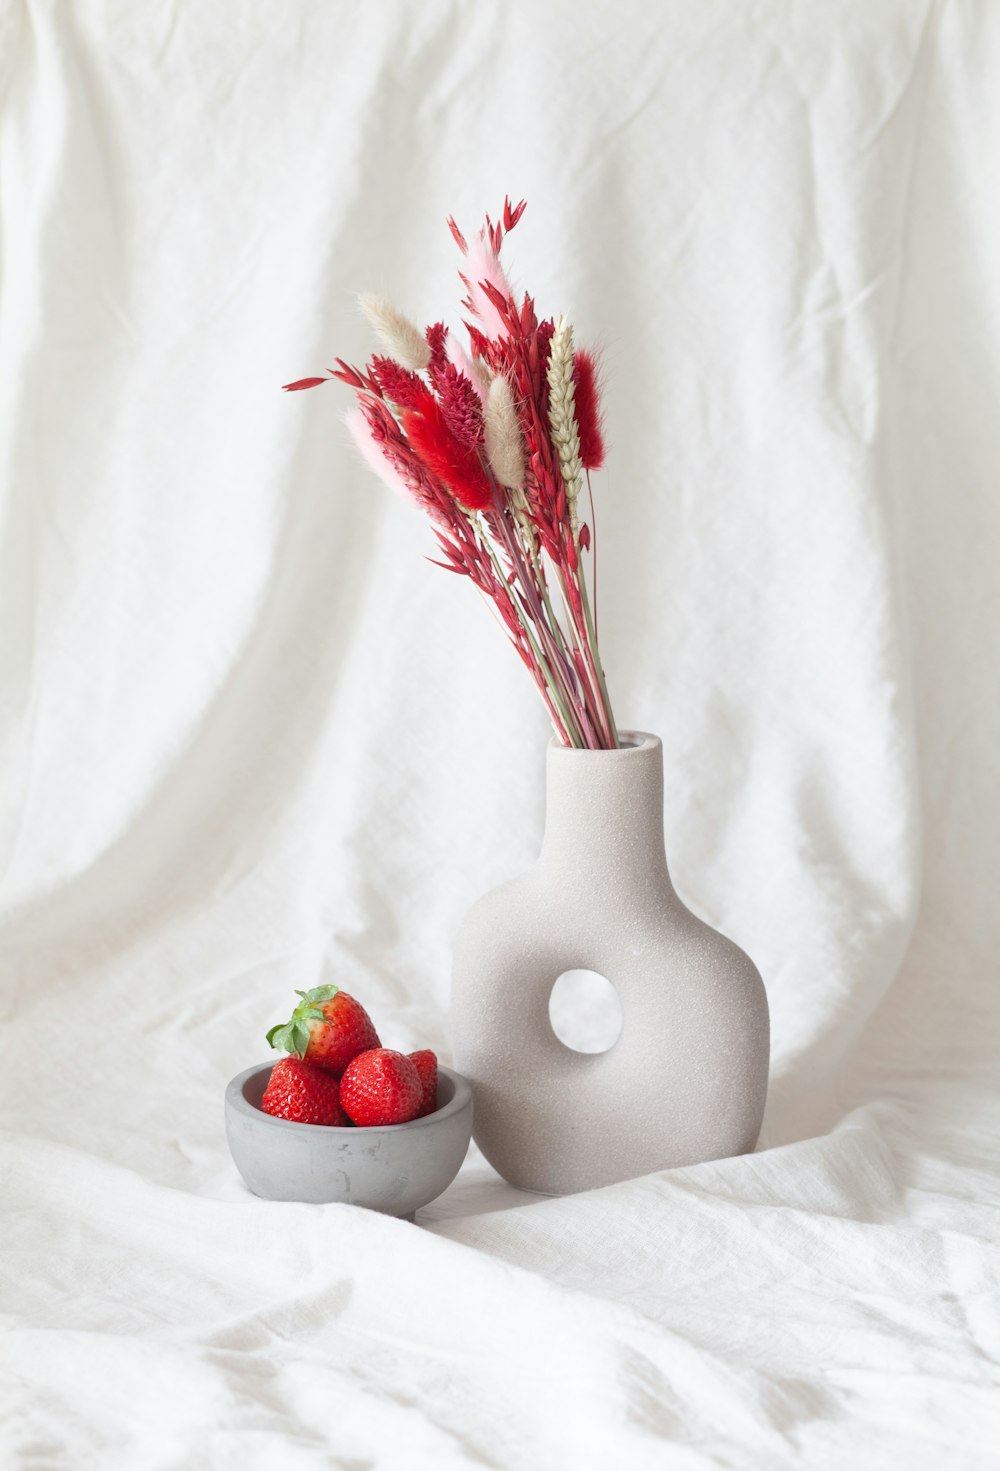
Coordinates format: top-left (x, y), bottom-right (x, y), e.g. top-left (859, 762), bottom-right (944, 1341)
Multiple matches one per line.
top-left (266, 985), bottom-right (380, 1077)
top-left (340, 1049), bottom-right (423, 1127)
top-left (408, 1049), bottom-right (438, 1117)
top-left (260, 1056), bottom-right (348, 1126)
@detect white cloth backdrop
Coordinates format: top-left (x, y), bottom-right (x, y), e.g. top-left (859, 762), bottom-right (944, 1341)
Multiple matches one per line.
top-left (1, 1), bottom-right (999, 1465)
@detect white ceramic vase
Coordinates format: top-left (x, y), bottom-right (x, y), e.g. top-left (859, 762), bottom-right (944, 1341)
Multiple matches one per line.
top-left (451, 731), bottom-right (769, 1194)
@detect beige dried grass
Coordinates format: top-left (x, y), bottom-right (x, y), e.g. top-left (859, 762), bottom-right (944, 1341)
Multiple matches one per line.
top-left (357, 293), bottom-right (431, 371)
top-left (484, 375), bottom-right (525, 488)
top-left (546, 314), bottom-right (582, 521)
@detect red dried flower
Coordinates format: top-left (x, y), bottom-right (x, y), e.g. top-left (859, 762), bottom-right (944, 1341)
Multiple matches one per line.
top-left (572, 349), bottom-right (605, 470)
top-left (371, 356), bottom-right (433, 409)
top-left (464, 322), bottom-right (493, 362)
top-left (401, 401), bottom-right (493, 512)
top-left (425, 322), bottom-right (449, 369)
top-left (478, 277), bottom-right (515, 323)
top-left (446, 216), bottom-right (468, 254)
top-left (330, 358), bottom-right (381, 393)
top-left (484, 197), bottom-right (528, 254)
top-left (283, 195), bottom-right (619, 749)
top-left (282, 376), bottom-right (329, 392)
top-left (433, 361), bottom-right (484, 448)
top-left (503, 197), bottom-right (527, 232)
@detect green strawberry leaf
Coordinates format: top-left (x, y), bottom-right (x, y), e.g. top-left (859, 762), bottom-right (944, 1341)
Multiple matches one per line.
top-left (288, 1020), bottom-right (311, 1058)
top-left (265, 984), bottom-right (340, 1056)
top-left (301, 984), bottom-right (339, 1005)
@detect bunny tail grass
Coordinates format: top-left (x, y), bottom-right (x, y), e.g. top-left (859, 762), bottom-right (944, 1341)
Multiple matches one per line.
top-left (357, 293), bottom-right (432, 372)
top-left (484, 375), bottom-right (525, 488)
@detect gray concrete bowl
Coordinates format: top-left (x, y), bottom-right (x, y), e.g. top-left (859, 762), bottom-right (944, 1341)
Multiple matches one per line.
top-left (225, 1060), bottom-right (473, 1218)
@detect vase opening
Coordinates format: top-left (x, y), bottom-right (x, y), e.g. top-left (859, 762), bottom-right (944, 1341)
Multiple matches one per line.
top-left (548, 968), bottom-right (624, 1054)
top-left (552, 732), bottom-right (647, 753)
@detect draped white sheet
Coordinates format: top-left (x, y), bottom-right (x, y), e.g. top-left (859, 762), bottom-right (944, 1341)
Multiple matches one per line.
top-left (2, 1), bottom-right (999, 1465)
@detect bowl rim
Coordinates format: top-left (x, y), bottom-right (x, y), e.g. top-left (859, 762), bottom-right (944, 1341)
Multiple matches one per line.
top-left (225, 1059), bottom-right (472, 1137)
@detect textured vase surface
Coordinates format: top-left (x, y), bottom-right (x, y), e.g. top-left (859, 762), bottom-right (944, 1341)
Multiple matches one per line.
top-left (451, 731), bottom-right (770, 1194)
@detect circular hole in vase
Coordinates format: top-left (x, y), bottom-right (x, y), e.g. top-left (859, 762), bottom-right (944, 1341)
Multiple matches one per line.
top-left (548, 969), bottom-right (623, 1054)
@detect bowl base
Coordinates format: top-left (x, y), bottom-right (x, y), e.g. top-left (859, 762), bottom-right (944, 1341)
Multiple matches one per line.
top-left (224, 1061), bottom-right (473, 1214)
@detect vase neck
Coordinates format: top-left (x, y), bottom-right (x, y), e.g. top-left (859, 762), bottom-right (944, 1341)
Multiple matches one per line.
top-left (538, 731), bottom-right (671, 883)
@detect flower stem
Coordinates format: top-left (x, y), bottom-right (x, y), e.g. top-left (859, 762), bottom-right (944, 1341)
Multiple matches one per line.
top-left (476, 520), bottom-right (585, 745)
top-left (577, 556), bottom-right (618, 747)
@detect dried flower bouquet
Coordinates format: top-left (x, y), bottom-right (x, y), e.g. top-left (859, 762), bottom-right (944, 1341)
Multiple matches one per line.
top-left (284, 198), bottom-right (619, 749)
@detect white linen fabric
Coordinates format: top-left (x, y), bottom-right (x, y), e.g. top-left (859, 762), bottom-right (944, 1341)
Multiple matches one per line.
top-left (1, 1), bottom-right (999, 1466)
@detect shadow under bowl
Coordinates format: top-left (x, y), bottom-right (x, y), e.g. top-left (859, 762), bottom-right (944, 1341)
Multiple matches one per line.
top-left (225, 1060), bottom-right (474, 1218)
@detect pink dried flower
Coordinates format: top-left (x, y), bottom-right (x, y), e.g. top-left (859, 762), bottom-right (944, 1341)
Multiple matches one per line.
top-left (460, 239), bottom-right (516, 340)
top-left (345, 408), bottom-right (420, 507)
top-left (445, 333), bottom-right (488, 402)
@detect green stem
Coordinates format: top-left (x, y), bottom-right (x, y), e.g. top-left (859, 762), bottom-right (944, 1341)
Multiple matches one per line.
top-left (526, 538), bottom-right (594, 728)
top-left (553, 559), bottom-right (613, 747)
top-left (578, 559), bottom-right (619, 747)
top-left (477, 524), bottom-right (585, 746)
top-left (490, 505), bottom-right (598, 747)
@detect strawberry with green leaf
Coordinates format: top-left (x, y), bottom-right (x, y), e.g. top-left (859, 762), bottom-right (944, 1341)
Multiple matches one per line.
top-left (266, 985), bottom-right (380, 1078)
